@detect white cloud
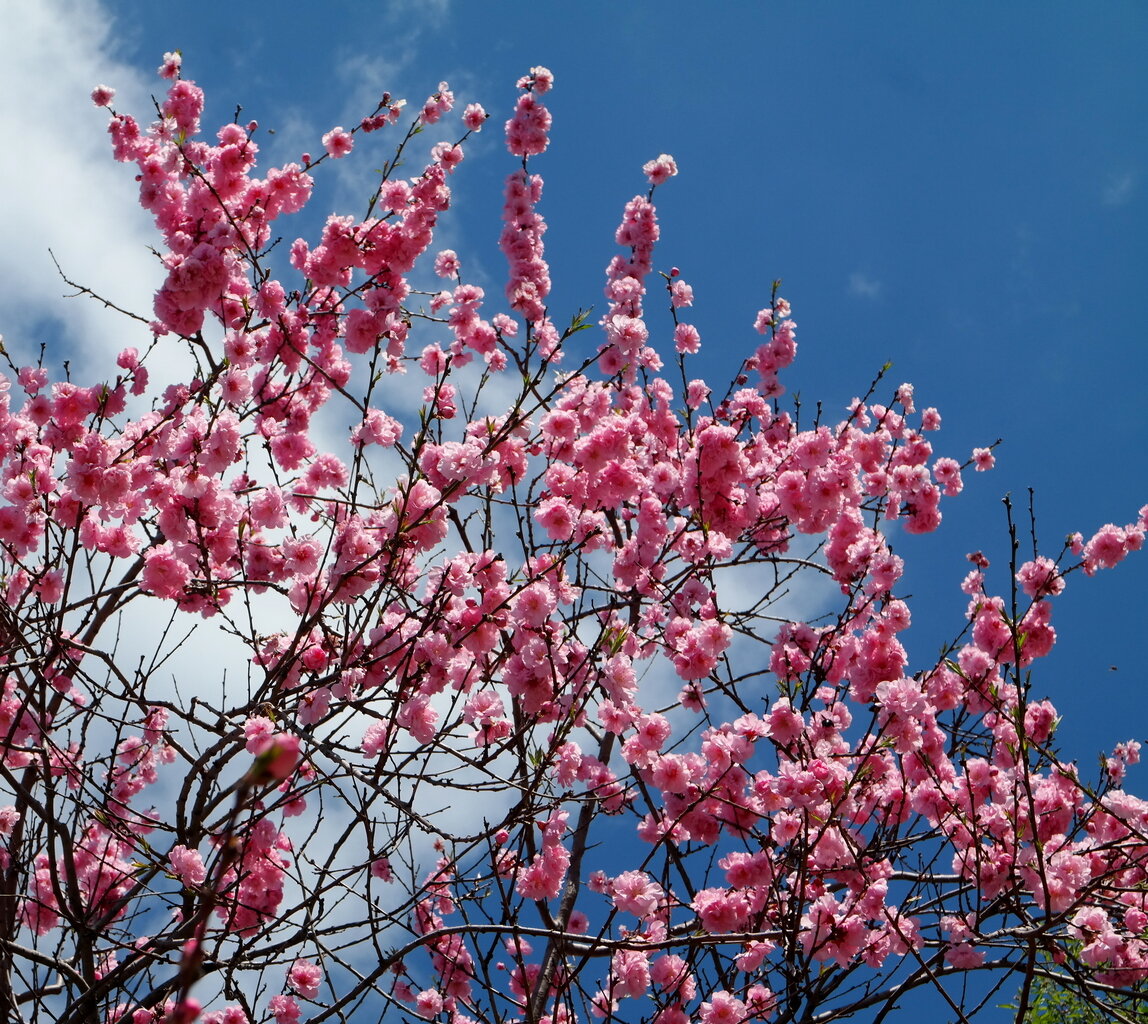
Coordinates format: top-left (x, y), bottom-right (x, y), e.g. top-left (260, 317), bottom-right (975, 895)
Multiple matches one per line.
top-left (0, 0), bottom-right (164, 377)
top-left (1102, 169), bottom-right (1137, 207)
top-left (848, 271), bottom-right (883, 300)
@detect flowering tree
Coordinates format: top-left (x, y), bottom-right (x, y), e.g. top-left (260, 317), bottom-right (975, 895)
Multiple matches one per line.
top-left (1, 53), bottom-right (1146, 1024)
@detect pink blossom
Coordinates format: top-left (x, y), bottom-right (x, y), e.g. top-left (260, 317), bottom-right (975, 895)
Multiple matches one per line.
top-left (321, 126), bottom-right (354, 158)
top-left (972, 446), bottom-right (995, 470)
top-left (670, 279), bottom-right (693, 307)
top-left (463, 103), bottom-right (487, 130)
top-left (219, 367), bottom-right (252, 405)
top-left (692, 888), bottom-right (750, 932)
top-left (18, 365), bottom-right (48, 394)
top-left (268, 995), bottom-right (301, 1024)
top-left (515, 842), bottom-right (569, 900)
top-left (157, 51), bottom-right (182, 79)
top-left (1116, 740), bottom-right (1141, 765)
top-left (0, 806), bottom-right (20, 836)
top-left (161, 79), bottom-right (204, 134)
top-left (432, 141), bottom-right (463, 171)
top-left (434, 249), bottom-right (460, 278)
top-left (421, 81), bottom-right (454, 124)
top-left (651, 753), bottom-right (692, 794)
top-left (610, 949), bottom-right (651, 998)
top-left (91, 84), bottom-right (116, 107)
top-left (352, 409), bottom-right (402, 448)
top-left (685, 379), bottom-right (710, 409)
top-left (397, 695), bottom-right (438, 744)
top-left (765, 698), bottom-right (804, 746)
top-left (651, 954), bottom-right (694, 998)
top-left (522, 66), bottom-right (554, 92)
top-left (699, 991), bottom-right (747, 1024)
top-left (141, 545), bottom-right (190, 600)
top-left (674, 322), bottom-right (701, 354)
top-left (535, 496), bottom-right (576, 540)
top-left (642, 153), bottom-right (678, 185)
top-left (1016, 556), bottom-right (1065, 598)
top-left (169, 845), bottom-right (207, 887)
top-left (243, 716), bottom-right (276, 752)
top-left (288, 959), bottom-right (323, 1000)
top-left (945, 943), bottom-right (985, 969)
top-left (1083, 523), bottom-right (1128, 572)
top-left (932, 457), bottom-right (963, 496)
top-left (611, 871), bottom-right (663, 918)
top-left (800, 894), bottom-right (867, 965)
top-left (415, 989), bottom-right (443, 1017)
top-left (36, 570), bottom-right (64, 604)
top-left (370, 857), bottom-right (394, 882)
top-left (505, 92), bottom-right (552, 157)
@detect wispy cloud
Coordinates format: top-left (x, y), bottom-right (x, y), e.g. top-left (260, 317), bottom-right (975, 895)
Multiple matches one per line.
top-left (1102, 170), bottom-right (1137, 207)
top-left (848, 271), bottom-right (883, 300)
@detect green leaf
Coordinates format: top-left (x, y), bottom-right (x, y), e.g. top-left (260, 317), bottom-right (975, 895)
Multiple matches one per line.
top-left (564, 308), bottom-right (594, 337)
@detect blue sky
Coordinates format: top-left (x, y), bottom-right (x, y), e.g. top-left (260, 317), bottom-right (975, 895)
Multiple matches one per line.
top-left (0, 1), bottom-right (1145, 1016)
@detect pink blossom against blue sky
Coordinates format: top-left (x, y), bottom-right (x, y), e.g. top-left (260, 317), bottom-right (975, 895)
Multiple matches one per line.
top-left (1, 0), bottom-right (1145, 810)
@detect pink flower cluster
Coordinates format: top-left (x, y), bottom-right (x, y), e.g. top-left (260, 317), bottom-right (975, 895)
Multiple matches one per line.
top-left (505, 67), bottom-right (553, 156)
top-left (23, 821), bottom-right (137, 936)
